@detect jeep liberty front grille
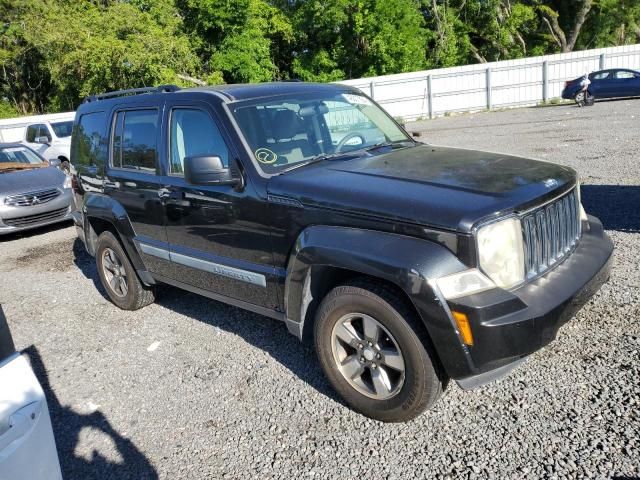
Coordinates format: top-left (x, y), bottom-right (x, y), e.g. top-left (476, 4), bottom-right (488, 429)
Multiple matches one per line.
top-left (521, 188), bottom-right (581, 279)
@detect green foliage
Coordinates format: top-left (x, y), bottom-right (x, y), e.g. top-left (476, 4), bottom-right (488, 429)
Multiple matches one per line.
top-left (0, 101), bottom-right (18, 119)
top-left (0, 0), bottom-right (638, 114)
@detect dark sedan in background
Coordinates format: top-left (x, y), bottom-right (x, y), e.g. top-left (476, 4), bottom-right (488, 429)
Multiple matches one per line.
top-left (0, 144), bottom-right (73, 235)
top-left (562, 68), bottom-right (640, 105)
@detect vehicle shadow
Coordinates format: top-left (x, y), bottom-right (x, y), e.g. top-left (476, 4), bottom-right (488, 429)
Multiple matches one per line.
top-left (23, 345), bottom-right (159, 480)
top-left (581, 184), bottom-right (640, 233)
top-left (70, 238), bottom-right (341, 406)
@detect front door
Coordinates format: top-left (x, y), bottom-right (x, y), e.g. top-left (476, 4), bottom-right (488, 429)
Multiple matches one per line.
top-left (157, 100), bottom-right (279, 310)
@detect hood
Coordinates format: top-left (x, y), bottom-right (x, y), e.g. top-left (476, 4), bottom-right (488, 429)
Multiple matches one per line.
top-left (267, 144), bottom-right (576, 232)
top-left (0, 166), bottom-right (66, 197)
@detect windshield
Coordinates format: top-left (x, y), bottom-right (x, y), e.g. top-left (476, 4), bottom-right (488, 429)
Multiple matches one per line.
top-left (231, 91), bottom-right (410, 174)
top-left (50, 121), bottom-right (73, 138)
top-left (0, 146), bottom-right (45, 165)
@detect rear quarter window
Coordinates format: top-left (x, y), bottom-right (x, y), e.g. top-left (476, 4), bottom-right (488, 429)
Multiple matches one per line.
top-left (71, 111), bottom-right (108, 171)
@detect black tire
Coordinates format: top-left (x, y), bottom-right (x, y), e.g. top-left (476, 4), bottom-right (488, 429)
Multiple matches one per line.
top-left (95, 231), bottom-right (155, 310)
top-left (314, 279), bottom-right (446, 422)
top-left (574, 91), bottom-right (586, 107)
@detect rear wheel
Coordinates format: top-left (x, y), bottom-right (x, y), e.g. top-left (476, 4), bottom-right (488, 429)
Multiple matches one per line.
top-left (314, 279), bottom-right (446, 422)
top-left (95, 231), bottom-right (154, 310)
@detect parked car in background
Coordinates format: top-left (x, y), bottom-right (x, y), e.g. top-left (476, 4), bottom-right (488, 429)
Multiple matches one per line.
top-left (0, 305), bottom-right (62, 480)
top-left (562, 68), bottom-right (640, 105)
top-left (0, 144), bottom-right (73, 235)
top-left (0, 112), bottom-right (75, 172)
top-left (72, 83), bottom-right (612, 422)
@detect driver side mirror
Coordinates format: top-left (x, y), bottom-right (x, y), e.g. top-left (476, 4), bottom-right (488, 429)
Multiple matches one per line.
top-left (35, 136), bottom-right (50, 145)
top-left (184, 155), bottom-right (241, 187)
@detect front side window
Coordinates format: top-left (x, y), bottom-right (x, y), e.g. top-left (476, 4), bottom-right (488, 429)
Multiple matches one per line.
top-left (25, 125), bottom-right (40, 143)
top-left (615, 71), bottom-right (636, 79)
top-left (592, 72), bottom-right (610, 80)
top-left (231, 91), bottom-right (410, 174)
top-left (112, 109), bottom-right (158, 172)
top-left (0, 146), bottom-right (45, 165)
top-left (50, 121), bottom-right (73, 138)
top-left (169, 108), bottom-right (229, 174)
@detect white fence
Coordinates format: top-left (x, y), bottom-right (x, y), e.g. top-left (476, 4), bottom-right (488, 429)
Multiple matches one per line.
top-left (338, 44), bottom-right (640, 120)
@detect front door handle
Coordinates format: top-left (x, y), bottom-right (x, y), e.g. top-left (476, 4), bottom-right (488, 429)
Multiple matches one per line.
top-left (0, 401), bottom-right (41, 451)
top-left (158, 187), bottom-right (184, 201)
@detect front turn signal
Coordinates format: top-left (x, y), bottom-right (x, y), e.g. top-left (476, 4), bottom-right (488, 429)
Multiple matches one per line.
top-left (452, 311), bottom-right (474, 346)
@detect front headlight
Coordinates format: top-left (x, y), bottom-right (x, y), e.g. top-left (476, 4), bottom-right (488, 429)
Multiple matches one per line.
top-left (63, 175), bottom-right (72, 189)
top-left (476, 217), bottom-right (525, 289)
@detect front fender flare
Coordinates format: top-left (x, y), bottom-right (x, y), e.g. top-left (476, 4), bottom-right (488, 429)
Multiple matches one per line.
top-left (284, 226), bottom-right (474, 379)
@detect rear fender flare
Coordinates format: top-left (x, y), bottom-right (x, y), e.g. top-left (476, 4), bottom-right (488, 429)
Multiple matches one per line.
top-left (83, 193), bottom-right (146, 274)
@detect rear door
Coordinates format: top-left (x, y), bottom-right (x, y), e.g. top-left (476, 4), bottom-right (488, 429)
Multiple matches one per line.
top-left (104, 103), bottom-right (172, 276)
top-left (0, 306), bottom-right (62, 480)
top-left (588, 71), bottom-right (612, 97)
top-left (156, 99), bottom-right (280, 310)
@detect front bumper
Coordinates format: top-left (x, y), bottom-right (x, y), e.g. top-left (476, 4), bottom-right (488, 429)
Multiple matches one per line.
top-left (0, 188), bottom-right (73, 235)
top-left (446, 215), bottom-right (613, 387)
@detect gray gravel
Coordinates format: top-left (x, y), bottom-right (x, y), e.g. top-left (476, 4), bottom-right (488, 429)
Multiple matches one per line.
top-left (1, 100), bottom-right (639, 479)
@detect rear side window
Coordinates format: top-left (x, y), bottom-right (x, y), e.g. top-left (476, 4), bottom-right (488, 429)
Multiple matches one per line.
top-left (71, 111), bottom-right (108, 168)
top-left (592, 72), bottom-right (610, 80)
top-left (169, 108), bottom-right (229, 174)
top-left (112, 109), bottom-right (158, 172)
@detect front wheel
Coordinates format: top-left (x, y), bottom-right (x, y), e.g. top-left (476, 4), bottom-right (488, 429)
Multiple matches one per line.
top-left (314, 280), bottom-right (446, 422)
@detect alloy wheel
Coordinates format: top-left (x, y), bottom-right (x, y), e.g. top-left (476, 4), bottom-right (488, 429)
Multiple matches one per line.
top-left (102, 247), bottom-right (128, 298)
top-left (330, 313), bottom-right (406, 400)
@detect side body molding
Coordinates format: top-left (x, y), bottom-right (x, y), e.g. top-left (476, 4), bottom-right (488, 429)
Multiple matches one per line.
top-left (284, 225), bottom-right (475, 379)
top-left (81, 192), bottom-right (150, 281)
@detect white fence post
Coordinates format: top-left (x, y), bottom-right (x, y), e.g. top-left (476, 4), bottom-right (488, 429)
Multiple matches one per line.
top-left (427, 75), bottom-right (433, 119)
top-left (486, 68), bottom-right (492, 110)
top-left (600, 53), bottom-right (606, 70)
top-left (542, 61), bottom-right (549, 102)
top-left (370, 81), bottom-right (376, 100)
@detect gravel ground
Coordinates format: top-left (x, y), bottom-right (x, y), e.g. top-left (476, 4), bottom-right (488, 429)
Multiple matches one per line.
top-left (1, 100), bottom-right (639, 479)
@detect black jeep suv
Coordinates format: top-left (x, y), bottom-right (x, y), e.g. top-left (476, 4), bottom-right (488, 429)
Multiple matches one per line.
top-left (71, 82), bottom-right (612, 422)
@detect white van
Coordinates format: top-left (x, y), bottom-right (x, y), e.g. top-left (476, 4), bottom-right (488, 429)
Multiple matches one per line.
top-left (0, 112), bottom-right (75, 169)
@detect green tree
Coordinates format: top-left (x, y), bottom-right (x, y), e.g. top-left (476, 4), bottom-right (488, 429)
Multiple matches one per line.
top-left (293, 0), bottom-right (428, 81)
top-left (176, 0), bottom-right (293, 83)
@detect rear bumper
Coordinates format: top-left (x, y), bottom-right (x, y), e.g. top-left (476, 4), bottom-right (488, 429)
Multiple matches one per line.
top-left (446, 215), bottom-right (613, 386)
top-left (0, 188), bottom-right (73, 235)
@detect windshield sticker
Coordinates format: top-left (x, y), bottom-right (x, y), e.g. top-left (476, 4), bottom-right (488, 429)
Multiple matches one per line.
top-left (255, 148), bottom-right (278, 164)
top-left (341, 93), bottom-right (372, 106)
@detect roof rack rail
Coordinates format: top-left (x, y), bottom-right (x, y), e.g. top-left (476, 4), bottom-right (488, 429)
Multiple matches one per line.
top-left (83, 84), bottom-right (180, 103)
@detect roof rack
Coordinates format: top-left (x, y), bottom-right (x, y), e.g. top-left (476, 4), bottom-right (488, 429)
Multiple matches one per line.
top-left (83, 84), bottom-right (180, 103)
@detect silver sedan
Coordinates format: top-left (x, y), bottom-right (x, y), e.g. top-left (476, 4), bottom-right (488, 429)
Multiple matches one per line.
top-left (0, 144), bottom-right (73, 235)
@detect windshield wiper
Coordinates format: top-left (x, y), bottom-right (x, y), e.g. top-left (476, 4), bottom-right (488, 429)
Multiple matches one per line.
top-left (277, 151), bottom-right (359, 174)
top-left (364, 139), bottom-right (415, 153)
